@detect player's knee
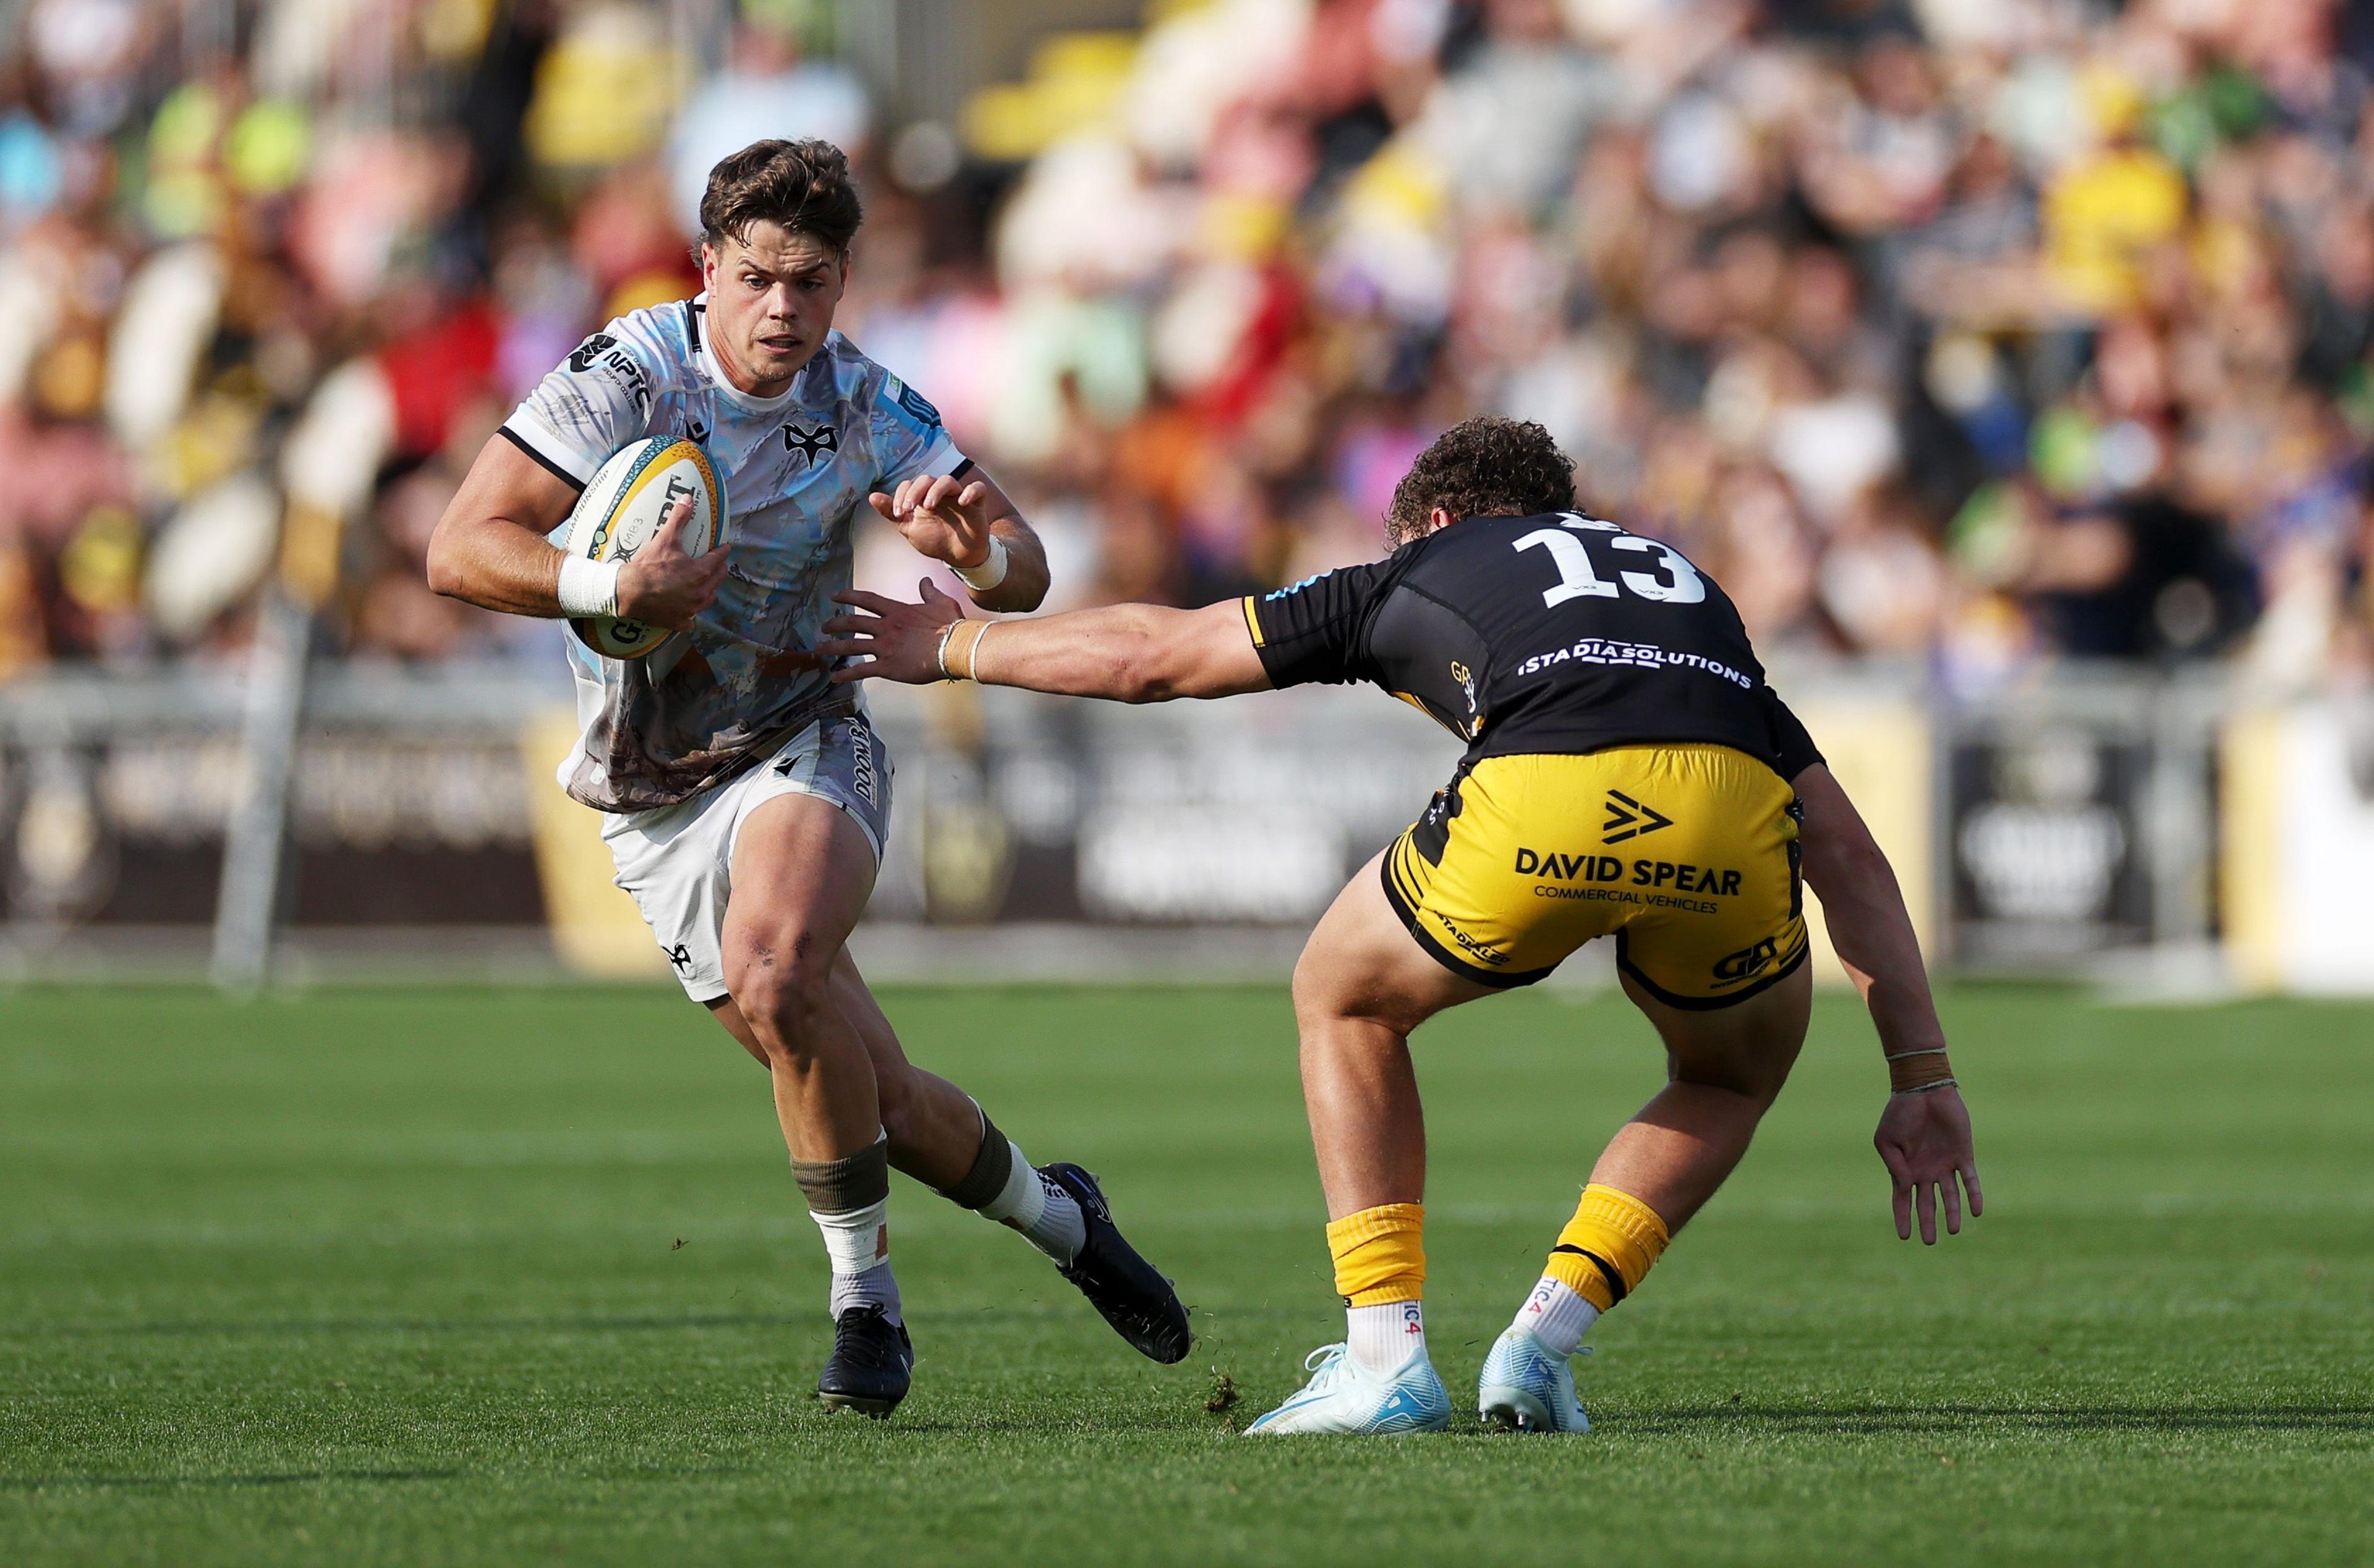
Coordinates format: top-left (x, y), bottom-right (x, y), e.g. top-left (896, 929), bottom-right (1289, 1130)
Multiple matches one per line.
top-left (724, 937), bottom-right (836, 1057)
top-left (1290, 947), bottom-right (1353, 1028)
top-left (1669, 1041), bottom-right (1796, 1106)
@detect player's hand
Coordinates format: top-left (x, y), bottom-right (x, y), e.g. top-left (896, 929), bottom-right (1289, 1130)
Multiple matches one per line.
top-left (819, 580), bottom-right (968, 683)
top-left (1873, 1086), bottom-right (1982, 1244)
top-left (870, 474), bottom-right (996, 570)
top-left (615, 495), bottom-right (727, 629)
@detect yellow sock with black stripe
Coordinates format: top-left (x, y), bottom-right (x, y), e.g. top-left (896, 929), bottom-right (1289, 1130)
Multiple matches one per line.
top-left (1327, 1203), bottom-right (1427, 1373)
top-left (1521, 1185), bottom-right (1670, 1355)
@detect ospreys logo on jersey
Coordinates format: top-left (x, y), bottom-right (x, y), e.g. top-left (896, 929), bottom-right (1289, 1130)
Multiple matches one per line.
top-left (568, 333), bottom-right (617, 373)
top-left (783, 420), bottom-right (839, 467)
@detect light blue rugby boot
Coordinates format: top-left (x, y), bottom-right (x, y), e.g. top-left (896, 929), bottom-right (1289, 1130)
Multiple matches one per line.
top-left (1243, 1343), bottom-right (1452, 1435)
top-left (1476, 1325), bottom-right (1592, 1433)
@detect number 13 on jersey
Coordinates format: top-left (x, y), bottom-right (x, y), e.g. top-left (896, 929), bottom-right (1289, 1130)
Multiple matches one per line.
top-left (1514, 513), bottom-right (1706, 607)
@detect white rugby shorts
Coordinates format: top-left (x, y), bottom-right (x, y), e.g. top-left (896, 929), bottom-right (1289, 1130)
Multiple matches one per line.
top-left (600, 713), bottom-right (891, 1001)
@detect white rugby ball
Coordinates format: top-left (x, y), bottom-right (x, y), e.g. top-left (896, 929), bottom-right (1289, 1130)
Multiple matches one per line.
top-left (560, 436), bottom-right (728, 659)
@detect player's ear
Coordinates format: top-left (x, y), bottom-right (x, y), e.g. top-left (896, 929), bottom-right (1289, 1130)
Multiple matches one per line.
top-left (1428, 506), bottom-right (1458, 535)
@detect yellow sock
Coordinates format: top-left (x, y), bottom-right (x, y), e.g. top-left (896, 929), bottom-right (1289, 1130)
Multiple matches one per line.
top-left (1325, 1202), bottom-right (1426, 1305)
top-left (1542, 1184), bottom-right (1670, 1312)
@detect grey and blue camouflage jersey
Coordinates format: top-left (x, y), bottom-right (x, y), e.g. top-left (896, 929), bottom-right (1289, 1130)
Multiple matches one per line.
top-left (501, 295), bottom-right (966, 812)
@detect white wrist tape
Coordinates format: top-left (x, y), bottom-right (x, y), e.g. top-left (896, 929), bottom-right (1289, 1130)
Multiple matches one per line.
top-left (954, 534), bottom-right (1010, 591)
top-left (557, 555), bottom-right (622, 618)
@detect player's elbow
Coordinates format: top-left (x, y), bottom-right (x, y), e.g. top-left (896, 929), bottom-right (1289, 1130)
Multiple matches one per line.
top-left (423, 528), bottom-right (469, 600)
top-left (1110, 648), bottom-right (1175, 703)
top-left (1805, 827), bottom-right (1898, 908)
top-left (1105, 636), bottom-right (1197, 703)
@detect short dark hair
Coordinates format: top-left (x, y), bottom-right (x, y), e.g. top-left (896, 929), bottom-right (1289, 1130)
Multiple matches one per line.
top-left (1385, 417), bottom-right (1576, 544)
top-left (699, 138), bottom-right (864, 253)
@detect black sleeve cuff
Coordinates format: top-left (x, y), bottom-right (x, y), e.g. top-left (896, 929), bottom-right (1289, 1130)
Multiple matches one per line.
top-left (499, 425), bottom-right (587, 493)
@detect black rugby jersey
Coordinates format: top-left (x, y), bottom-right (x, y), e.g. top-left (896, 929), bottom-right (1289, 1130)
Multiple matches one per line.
top-left (1241, 511), bottom-right (1822, 781)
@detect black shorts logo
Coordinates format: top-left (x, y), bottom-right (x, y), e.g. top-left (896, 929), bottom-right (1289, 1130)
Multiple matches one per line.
top-left (1712, 936), bottom-right (1779, 983)
top-left (846, 722), bottom-right (878, 806)
top-left (1602, 790), bottom-right (1674, 844)
top-left (1442, 920), bottom-right (1510, 966)
top-left (663, 943), bottom-right (694, 973)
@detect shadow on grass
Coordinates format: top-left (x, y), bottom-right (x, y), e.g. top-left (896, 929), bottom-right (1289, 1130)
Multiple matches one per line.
top-left (5, 1303), bottom-right (1325, 1341)
top-left (2, 1464), bottom-right (758, 1492)
top-left (6, 1312), bottom-right (807, 1339)
top-left (1619, 1404), bottom-right (2374, 1436)
top-left (1, 1468), bottom-right (462, 1490)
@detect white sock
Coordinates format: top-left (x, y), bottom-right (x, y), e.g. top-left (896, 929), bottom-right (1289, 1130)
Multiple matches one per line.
top-left (978, 1142), bottom-right (1087, 1266)
top-left (830, 1260), bottom-right (901, 1324)
top-left (810, 1197), bottom-right (900, 1324)
top-left (1513, 1275), bottom-right (1599, 1357)
top-left (1347, 1299), bottom-right (1426, 1375)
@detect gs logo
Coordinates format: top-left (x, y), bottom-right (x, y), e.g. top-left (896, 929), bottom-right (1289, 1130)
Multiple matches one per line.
top-left (1712, 936), bottom-right (1779, 983)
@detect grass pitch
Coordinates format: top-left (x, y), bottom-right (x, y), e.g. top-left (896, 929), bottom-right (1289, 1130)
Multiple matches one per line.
top-left (2, 982), bottom-right (2369, 1565)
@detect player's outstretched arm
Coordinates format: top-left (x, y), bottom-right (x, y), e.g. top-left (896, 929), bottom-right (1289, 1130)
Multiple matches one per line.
top-left (868, 470), bottom-right (1049, 614)
top-left (426, 436), bottom-right (725, 627)
top-left (1794, 761), bottom-right (1982, 1245)
top-left (819, 582), bottom-right (1270, 701)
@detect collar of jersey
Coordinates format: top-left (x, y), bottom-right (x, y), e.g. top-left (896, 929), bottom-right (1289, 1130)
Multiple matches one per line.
top-left (692, 292), bottom-right (822, 416)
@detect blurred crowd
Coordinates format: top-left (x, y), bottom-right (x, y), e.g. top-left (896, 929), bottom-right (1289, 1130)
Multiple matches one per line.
top-left (4, 0), bottom-right (2374, 693)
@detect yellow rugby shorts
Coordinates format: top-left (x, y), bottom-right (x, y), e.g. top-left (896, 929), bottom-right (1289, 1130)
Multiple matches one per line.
top-left (1380, 744), bottom-right (1807, 1007)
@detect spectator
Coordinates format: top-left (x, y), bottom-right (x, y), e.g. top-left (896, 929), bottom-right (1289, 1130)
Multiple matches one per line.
top-left (9, 0), bottom-right (2374, 695)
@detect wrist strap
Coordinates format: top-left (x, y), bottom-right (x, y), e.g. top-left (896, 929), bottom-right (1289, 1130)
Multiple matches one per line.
top-left (557, 555), bottom-right (621, 618)
top-left (955, 534), bottom-right (1010, 591)
top-left (1886, 1046), bottom-right (1955, 1094)
top-left (938, 619), bottom-right (988, 680)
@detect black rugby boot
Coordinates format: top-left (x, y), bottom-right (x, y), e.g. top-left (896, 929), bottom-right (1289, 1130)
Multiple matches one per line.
top-left (1041, 1163), bottom-right (1193, 1365)
top-left (815, 1305), bottom-right (914, 1418)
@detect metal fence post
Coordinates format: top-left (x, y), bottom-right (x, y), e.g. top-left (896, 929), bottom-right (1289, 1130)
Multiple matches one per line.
top-left (210, 591), bottom-right (311, 994)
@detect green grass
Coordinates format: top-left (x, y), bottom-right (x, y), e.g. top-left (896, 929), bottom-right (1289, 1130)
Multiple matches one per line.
top-left (1, 983), bottom-right (2369, 1565)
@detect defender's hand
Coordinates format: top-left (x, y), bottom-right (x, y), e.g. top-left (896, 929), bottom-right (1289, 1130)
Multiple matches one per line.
top-left (819, 580), bottom-right (968, 684)
top-left (1874, 1087), bottom-right (1982, 1244)
top-left (870, 474), bottom-right (996, 570)
top-left (615, 495), bottom-right (727, 629)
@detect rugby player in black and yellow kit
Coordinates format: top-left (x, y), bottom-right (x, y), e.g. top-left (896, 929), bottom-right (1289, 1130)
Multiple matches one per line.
top-left (821, 418), bottom-right (1980, 1436)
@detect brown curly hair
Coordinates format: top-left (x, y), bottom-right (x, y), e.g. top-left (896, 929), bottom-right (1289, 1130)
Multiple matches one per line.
top-left (700, 138), bottom-right (864, 254)
top-left (1384, 417), bottom-right (1576, 546)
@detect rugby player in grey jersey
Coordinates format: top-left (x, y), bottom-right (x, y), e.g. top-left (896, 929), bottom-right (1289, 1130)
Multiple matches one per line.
top-left (427, 140), bottom-right (1189, 1417)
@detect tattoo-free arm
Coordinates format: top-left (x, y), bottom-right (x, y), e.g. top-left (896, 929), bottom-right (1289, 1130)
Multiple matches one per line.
top-left (959, 472), bottom-right (1050, 615)
top-left (819, 587), bottom-right (1272, 700)
top-left (425, 436), bottom-right (581, 616)
top-left (1793, 761), bottom-right (1946, 1062)
top-left (427, 434), bottom-right (728, 628)
top-left (1796, 760), bottom-right (1983, 1244)
top-left (867, 468), bottom-right (1050, 614)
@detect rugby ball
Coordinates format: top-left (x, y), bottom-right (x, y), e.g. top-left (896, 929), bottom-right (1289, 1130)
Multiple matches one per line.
top-left (560, 436), bottom-right (728, 659)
